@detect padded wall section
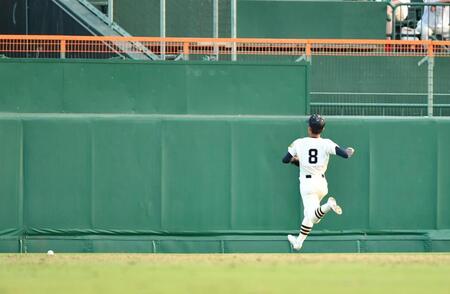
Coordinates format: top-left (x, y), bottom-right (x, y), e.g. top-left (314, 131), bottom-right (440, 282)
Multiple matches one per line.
top-left (437, 120), bottom-right (450, 229)
top-left (21, 232), bottom-right (450, 253)
top-left (23, 119), bottom-right (92, 230)
top-left (0, 119), bottom-right (22, 235)
top-left (161, 119), bottom-right (232, 231)
top-left (91, 119), bottom-right (163, 231)
top-left (0, 115), bottom-right (448, 239)
top-left (0, 60), bottom-right (309, 115)
top-left (0, 238), bottom-right (19, 253)
top-left (368, 119), bottom-right (437, 230)
top-left (0, 62), bottom-right (64, 112)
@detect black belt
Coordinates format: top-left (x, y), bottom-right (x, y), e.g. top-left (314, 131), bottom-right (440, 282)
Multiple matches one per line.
top-left (305, 174), bottom-right (324, 178)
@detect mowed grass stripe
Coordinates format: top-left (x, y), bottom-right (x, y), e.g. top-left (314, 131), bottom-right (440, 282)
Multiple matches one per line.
top-left (1, 254), bottom-right (449, 294)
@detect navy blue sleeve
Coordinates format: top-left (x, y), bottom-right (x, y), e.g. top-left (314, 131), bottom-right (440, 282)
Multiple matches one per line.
top-left (335, 146), bottom-right (349, 159)
top-left (282, 152), bottom-right (293, 163)
top-left (282, 152), bottom-right (299, 166)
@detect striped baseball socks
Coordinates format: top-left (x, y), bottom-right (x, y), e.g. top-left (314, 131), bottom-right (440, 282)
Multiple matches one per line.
top-left (312, 201), bottom-right (334, 223)
top-left (298, 223), bottom-right (312, 243)
top-left (314, 206), bottom-right (327, 220)
top-left (298, 204), bottom-right (332, 241)
top-left (297, 207), bottom-right (328, 243)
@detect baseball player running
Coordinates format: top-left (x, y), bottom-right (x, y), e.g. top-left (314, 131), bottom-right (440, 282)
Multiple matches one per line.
top-left (282, 114), bottom-right (355, 251)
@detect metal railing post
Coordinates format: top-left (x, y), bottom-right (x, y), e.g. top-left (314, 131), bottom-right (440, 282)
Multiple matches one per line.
top-left (391, 4), bottom-right (396, 40)
top-left (60, 39), bottom-right (66, 59)
top-left (160, 0), bottom-right (166, 60)
top-left (305, 40), bottom-right (311, 63)
top-left (108, 0), bottom-right (114, 25)
top-left (427, 42), bottom-right (434, 117)
top-left (231, 0), bottom-right (237, 61)
top-left (183, 42), bottom-right (190, 61)
top-left (213, 0), bottom-right (219, 60)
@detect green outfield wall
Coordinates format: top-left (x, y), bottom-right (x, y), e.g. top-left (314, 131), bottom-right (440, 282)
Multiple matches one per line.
top-left (0, 59), bottom-right (449, 253)
top-left (0, 115), bottom-right (449, 253)
top-left (0, 60), bottom-right (308, 115)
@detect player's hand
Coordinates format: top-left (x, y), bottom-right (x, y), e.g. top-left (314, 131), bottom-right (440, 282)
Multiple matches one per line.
top-left (346, 147), bottom-right (355, 157)
top-left (291, 156), bottom-right (300, 166)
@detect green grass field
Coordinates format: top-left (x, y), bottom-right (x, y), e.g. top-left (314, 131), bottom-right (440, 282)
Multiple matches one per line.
top-left (1, 254), bottom-right (450, 294)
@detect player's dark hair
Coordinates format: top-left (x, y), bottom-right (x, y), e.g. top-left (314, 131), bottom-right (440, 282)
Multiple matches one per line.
top-left (308, 114), bottom-right (325, 134)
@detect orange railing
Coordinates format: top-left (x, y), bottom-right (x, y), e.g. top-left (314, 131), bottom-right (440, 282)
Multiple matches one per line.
top-left (0, 35), bottom-right (449, 59)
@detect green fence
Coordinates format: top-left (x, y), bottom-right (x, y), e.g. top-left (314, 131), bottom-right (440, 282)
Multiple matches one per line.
top-left (238, 0), bottom-right (386, 39)
top-left (1, 59), bottom-right (449, 253)
top-left (0, 115), bottom-right (450, 253)
top-left (310, 56), bottom-right (450, 116)
top-left (114, 0), bottom-right (231, 38)
top-left (111, 0), bottom-right (386, 39)
top-left (0, 59), bottom-right (308, 115)
top-left (0, 0), bottom-right (388, 39)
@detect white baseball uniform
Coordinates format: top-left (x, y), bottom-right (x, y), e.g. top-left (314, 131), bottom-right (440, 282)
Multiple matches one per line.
top-left (288, 137), bottom-right (338, 222)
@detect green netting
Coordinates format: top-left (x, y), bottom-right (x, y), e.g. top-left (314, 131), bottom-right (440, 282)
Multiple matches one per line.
top-left (310, 56), bottom-right (450, 116)
top-left (113, 0), bottom-right (230, 38)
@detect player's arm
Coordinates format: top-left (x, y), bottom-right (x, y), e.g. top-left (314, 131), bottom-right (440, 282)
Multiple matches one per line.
top-left (282, 152), bottom-right (300, 166)
top-left (335, 146), bottom-right (355, 159)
